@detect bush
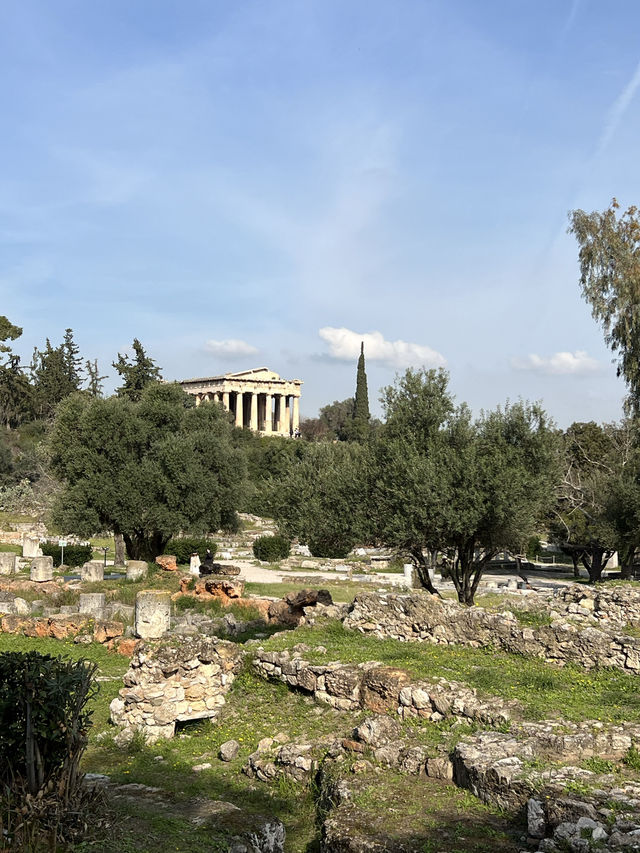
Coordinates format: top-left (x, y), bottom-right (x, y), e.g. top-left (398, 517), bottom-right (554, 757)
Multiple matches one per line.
top-left (526, 536), bottom-right (542, 561)
top-left (308, 534), bottom-right (354, 559)
top-left (166, 537), bottom-right (217, 566)
top-left (0, 651), bottom-right (98, 847)
top-left (41, 542), bottom-right (93, 568)
top-left (252, 534), bottom-right (291, 562)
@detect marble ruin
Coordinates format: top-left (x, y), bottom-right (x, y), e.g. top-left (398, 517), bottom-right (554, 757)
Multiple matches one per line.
top-left (178, 367), bottom-right (302, 436)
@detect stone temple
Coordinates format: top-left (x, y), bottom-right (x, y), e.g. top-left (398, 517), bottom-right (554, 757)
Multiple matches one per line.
top-left (178, 368), bottom-right (302, 436)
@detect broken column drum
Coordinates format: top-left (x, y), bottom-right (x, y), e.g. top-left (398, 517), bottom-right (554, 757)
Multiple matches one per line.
top-left (135, 590), bottom-right (171, 639)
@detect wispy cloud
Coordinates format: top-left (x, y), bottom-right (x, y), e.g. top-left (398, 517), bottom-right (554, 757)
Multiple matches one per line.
top-left (511, 350), bottom-right (599, 375)
top-left (204, 339), bottom-right (258, 358)
top-left (319, 327), bottom-right (446, 370)
top-left (598, 57), bottom-right (640, 155)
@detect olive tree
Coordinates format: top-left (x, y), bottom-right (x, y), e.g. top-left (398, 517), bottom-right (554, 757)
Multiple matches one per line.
top-left (49, 382), bottom-right (247, 560)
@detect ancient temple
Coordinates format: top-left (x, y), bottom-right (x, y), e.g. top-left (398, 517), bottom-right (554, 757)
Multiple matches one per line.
top-left (178, 368), bottom-right (302, 436)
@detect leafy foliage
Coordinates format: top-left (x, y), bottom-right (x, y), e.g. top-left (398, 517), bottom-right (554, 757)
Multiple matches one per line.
top-left (569, 200), bottom-right (640, 414)
top-left (252, 534), bottom-right (290, 562)
top-left (40, 542), bottom-right (93, 568)
top-left (0, 651), bottom-right (98, 847)
top-left (49, 382), bottom-right (247, 560)
top-left (166, 536), bottom-right (217, 565)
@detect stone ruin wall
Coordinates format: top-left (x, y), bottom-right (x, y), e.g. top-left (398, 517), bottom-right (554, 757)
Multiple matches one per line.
top-left (343, 590), bottom-right (640, 674)
top-left (110, 636), bottom-right (244, 743)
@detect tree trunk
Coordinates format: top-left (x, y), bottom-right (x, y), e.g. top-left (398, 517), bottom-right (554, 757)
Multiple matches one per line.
top-left (123, 530), bottom-right (171, 562)
top-left (582, 547), bottom-right (613, 583)
top-left (114, 533), bottom-right (126, 567)
top-left (620, 545), bottom-right (636, 580)
top-left (571, 552), bottom-right (581, 578)
top-left (411, 548), bottom-right (441, 596)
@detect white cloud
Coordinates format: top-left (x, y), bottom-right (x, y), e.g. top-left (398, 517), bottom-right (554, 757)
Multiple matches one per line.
top-left (204, 339), bottom-right (258, 358)
top-left (319, 327), bottom-right (446, 369)
top-left (511, 350), bottom-right (599, 376)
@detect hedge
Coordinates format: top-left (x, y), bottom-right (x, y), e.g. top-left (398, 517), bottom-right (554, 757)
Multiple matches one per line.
top-left (252, 534), bottom-right (291, 562)
top-left (40, 543), bottom-right (93, 568)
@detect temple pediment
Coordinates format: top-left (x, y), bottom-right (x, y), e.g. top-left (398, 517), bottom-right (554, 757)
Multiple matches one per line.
top-left (226, 367), bottom-right (282, 381)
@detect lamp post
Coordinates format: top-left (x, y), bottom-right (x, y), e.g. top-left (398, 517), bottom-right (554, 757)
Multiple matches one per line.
top-left (102, 546), bottom-right (108, 568)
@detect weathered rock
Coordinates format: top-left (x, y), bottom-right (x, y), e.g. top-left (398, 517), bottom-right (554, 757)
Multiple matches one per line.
top-left (30, 556), bottom-right (53, 582)
top-left (79, 592), bottom-right (106, 618)
top-left (353, 716), bottom-right (400, 749)
top-left (126, 560), bottom-right (148, 581)
top-left (155, 555), bottom-right (178, 572)
top-left (220, 740), bottom-right (240, 762)
top-left (0, 553), bottom-right (17, 576)
top-left (81, 560), bottom-right (104, 582)
top-left (135, 590), bottom-right (171, 639)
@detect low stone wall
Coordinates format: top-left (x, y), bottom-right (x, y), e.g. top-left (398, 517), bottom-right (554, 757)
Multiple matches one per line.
top-left (343, 592), bottom-right (640, 674)
top-left (110, 636), bottom-right (245, 743)
top-left (553, 583), bottom-right (640, 627)
top-left (0, 613), bottom-right (126, 646)
top-left (253, 647), bottom-right (519, 727)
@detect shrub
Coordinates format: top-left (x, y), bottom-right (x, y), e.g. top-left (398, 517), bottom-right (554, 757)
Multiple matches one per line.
top-left (308, 534), bottom-right (354, 559)
top-left (41, 542), bottom-right (93, 568)
top-left (165, 537), bottom-right (217, 566)
top-left (0, 651), bottom-right (98, 847)
top-left (252, 534), bottom-right (291, 562)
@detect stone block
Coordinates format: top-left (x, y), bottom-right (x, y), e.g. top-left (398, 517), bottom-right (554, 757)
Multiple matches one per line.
top-left (22, 535), bottom-right (42, 558)
top-left (30, 556), bottom-right (53, 582)
top-left (155, 555), bottom-right (177, 571)
top-left (189, 555), bottom-right (201, 576)
top-left (0, 553), bottom-right (17, 575)
top-left (126, 560), bottom-right (148, 581)
top-left (79, 593), bottom-right (106, 618)
top-left (81, 561), bottom-right (104, 582)
top-left (135, 590), bottom-right (172, 639)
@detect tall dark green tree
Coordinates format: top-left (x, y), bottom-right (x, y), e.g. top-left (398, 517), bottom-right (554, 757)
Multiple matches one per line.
top-left (30, 340), bottom-right (79, 418)
top-left (113, 338), bottom-right (162, 401)
top-left (84, 359), bottom-right (107, 397)
top-left (0, 317), bottom-right (32, 428)
top-left (62, 328), bottom-right (83, 389)
top-left (346, 342), bottom-right (370, 442)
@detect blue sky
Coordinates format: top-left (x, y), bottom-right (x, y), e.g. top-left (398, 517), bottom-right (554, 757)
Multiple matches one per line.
top-left (1, 0), bottom-right (639, 425)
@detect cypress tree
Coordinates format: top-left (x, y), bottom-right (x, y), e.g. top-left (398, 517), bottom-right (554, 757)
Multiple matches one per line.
top-left (350, 341), bottom-right (370, 441)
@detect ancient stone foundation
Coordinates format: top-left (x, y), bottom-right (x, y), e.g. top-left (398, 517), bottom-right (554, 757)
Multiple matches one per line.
top-left (126, 560), bottom-right (148, 581)
top-left (109, 636), bottom-right (244, 743)
top-left (344, 591), bottom-right (640, 674)
top-left (0, 553), bottom-right (17, 576)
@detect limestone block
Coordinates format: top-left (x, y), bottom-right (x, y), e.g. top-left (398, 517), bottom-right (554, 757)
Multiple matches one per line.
top-left (135, 590), bottom-right (172, 639)
top-left (79, 593), bottom-right (106, 619)
top-left (81, 561), bottom-right (104, 582)
top-left (30, 556), bottom-right (53, 582)
top-left (22, 535), bottom-right (42, 558)
top-left (189, 554), bottom-right (201, 576)
top-left (155, 555), bottom-right (177, 571)
top-left (126, 560), bottom-right (148, 581)
top-left (0, 553), bottom-right (17, 575)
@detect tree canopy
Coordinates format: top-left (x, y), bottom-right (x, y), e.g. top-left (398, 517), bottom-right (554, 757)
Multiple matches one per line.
top-left (113, 338), bottom-right (162, 401)
top-left (569, 200), bottom-right (640, 414)
top-left (49, 382), bottom-right (247, 560)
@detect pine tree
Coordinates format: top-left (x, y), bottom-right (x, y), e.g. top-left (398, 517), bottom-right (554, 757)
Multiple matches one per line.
top-left (113, 338), bottom-right (162, 401)
top-left (62, 328), bottom-right (83, 390)
top-left (31, 339), bottom-right (78, 418)
top-left (84, 359), bottom-right (108, 398)
top-left (349, 342), bottom-right (371, 442)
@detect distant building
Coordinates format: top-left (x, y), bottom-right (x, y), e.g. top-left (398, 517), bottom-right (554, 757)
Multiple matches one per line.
top-left (178, 368), bottom-right (302, 436)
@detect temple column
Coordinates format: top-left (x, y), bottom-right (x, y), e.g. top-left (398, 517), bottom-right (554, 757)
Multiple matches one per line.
top-left (292, 396), bottom-right (300, 433)
top-left (274, 395), bottom-right (282, 434)
top-left (234, 392), bottom-right (243, 428)
top-left (284, 395), bottom-right (291, 435)
top-left (222, 391), bottom-right (229, 410)
top-left (249, 392), bottom-right (258, 431)
top-left (264, 393), bottom-right (272, 434)
top-left (195, 394), bottom-right (202, 407)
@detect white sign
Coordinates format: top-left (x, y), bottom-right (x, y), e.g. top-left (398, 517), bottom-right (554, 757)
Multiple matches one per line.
top-left (58, 540), bottom-right (67, 548)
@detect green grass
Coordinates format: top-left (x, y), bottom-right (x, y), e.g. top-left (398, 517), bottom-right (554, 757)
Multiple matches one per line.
top-left (245, 579), bottom-right (378, 603)
top-left (0, 542), bottom-right (22, 555)
top-left (261, 620), bottom-right (640, 724)
top-left (510, 608), bottom-right (553, 628)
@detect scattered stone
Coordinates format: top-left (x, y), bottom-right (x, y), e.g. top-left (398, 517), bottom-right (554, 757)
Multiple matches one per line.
top-left (219, 740), bottom-right (240, 762)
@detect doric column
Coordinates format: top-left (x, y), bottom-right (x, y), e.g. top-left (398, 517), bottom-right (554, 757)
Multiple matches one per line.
top-left (195, 394), bottom-right (202, 407)
top-left (274, 395), bottom-right (282, 434)
top-left (222, 391), bottom-right (229, 410)
top-left (264, 393), bottom-right (273, 434)
top-left (284, 395), bottom-right (291, 435)
top-left (249, 392), bottom-right (258, 431)
top-left (235, 392), bottom-right (243, 428)
top-left (292, 396), bottom-right (300, 433)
